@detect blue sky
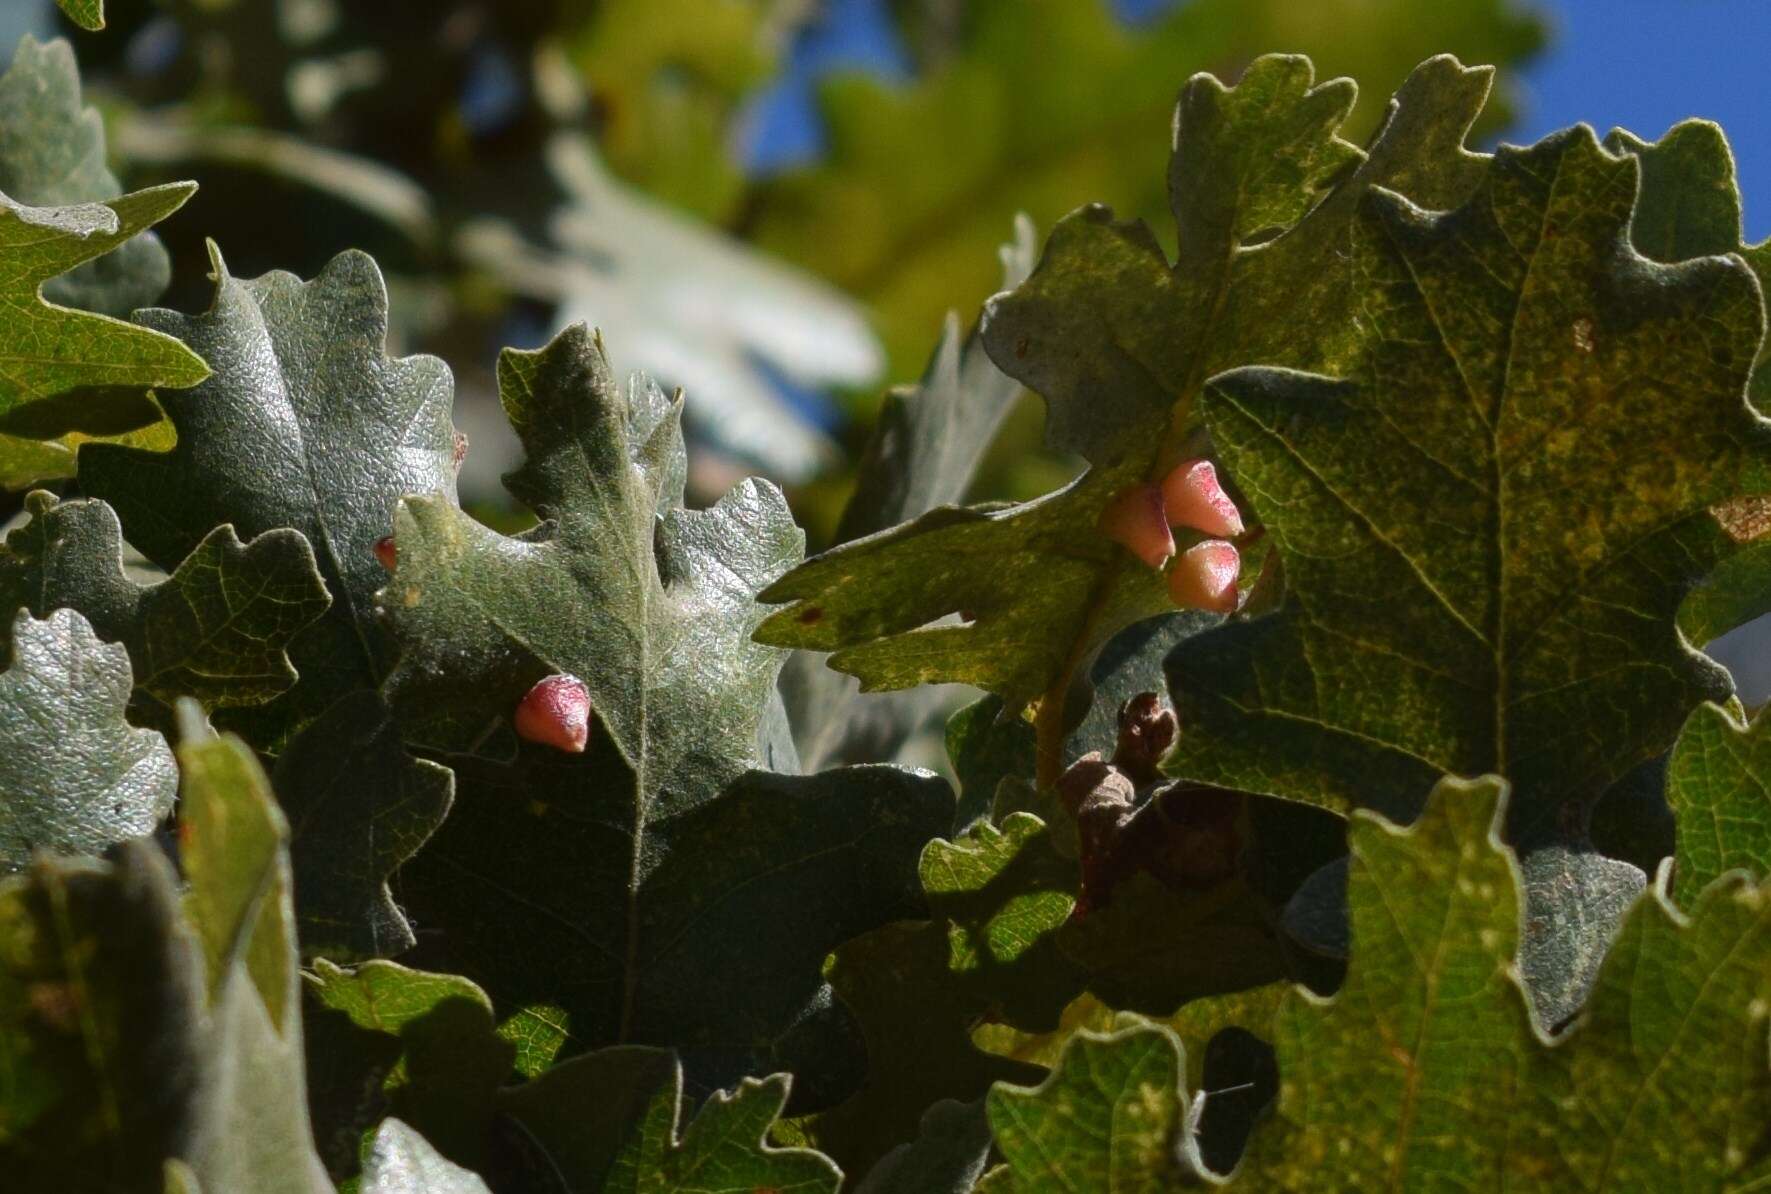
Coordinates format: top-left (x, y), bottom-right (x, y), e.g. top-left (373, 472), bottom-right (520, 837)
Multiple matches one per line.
top-left (746, 0), bottom-right (1771, 240)
top-left (1513, 0), bottom-right (1771, 240)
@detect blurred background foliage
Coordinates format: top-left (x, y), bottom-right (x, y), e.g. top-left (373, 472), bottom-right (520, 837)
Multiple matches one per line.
top-left (2, 0), bottom-right (1547, 542)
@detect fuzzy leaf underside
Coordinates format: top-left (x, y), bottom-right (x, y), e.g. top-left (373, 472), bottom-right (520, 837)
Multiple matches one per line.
top-left (0, 608), bottom-right (176, 872)
top-left (359, 1121), bottom-right (489, 1194)
top-left (172, 719), bottom-right (333, 1193)
top-left (378, 325), bottom-right (951, 1091)
top-left (1168, 126), bottom-right (1771, 835)
top-left (755, 54), bottom-right (1497, 714)
top-left (986, 778), bottom-right (1771, 1190)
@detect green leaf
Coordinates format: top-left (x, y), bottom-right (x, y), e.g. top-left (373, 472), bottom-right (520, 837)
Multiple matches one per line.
top-left (493, 1045), bottom-right (679, 1190)
top-left (1167, 126), bottom-right (1771, 834)
top-left (0, 400), bottom-right (174, 494)
top-left (780, 215), bottom-right (1036, 775)
top-left (0, 36), bottom-right (166, 316)
top-left (359, 1120), bottom-right (489, 1194)
top-left (1667, 700), bottom-right (1771, 901)
top-left (0, 181), bottom-right (207, 489)
top-left (779, 918), bottom-right (1043, 1184)
top-left (924, 813), bottom-right (1084, 1024)
top-left (0, 844), bottom-right (200, 1188)
top-left (755, 55), bottom-right (1496, 760)
top-left (798, 757), bottom-right (1338, 1179)
top-left (779, 804), bottom-right (1092, 1181)
top-left (989, 1025), bottom-right (1201, 1190)
top-left (172, 711), bottom-right (334, 1193)
top-left (0, 490), bottom-right (332, 732)
top-left (0, 608), bottom-right (176, 872)
top-left (275, 693), bottom-right (452, 960)
top-left (751, 0), bottom-right (1542, 381)
top-left (0, 186), bottom-right (204, 407)
top-left (304, 959), bottom-right (512, 1180)
top-left (604, 1064), bottom-right (839, 1194)
top-left (54, 0), bottom-right (104, 31)
top-left (313, 979), bottom-right (842, 1194)
top-left (0, 712), bottom-right (332, 1191)
top-left (970, 983), bottom-right (1288, 1083)
top-left (986, 777), bottom-right (1771, 1189)
top-left (81, 244), bottom-right (460, 747)
top-left (78, 245), bottom-right (461, 958)
top-left (1602, 120), bottom-right (1771, 647)
top-left (377, 324), bottom-right (951, 1089)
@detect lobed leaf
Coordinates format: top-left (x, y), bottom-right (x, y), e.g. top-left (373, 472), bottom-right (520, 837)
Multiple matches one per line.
top-left (0, 490), bottom-right (331, 732)
top-left (79, 245), bottom-right (461, 958)
top-left (82, 244), bottom-right (459, 746)
top-left (1666, 700), bottom-right (1771, 901)
top-left (0, 709), bottom-right (333, 1191)
top-left (0, 608), bottom-right (176, 872)
top-left (1169, 126), bottom-right (1771, 835)
top-left (751, 0), bottom-right (1542, 380)
top-left (985, 777), bottom-right (1771, 1190)
top-left (0, 181), bottom-right (207, 489)
top-left (781, 215), bottom-right (1036, 775)
top-left (377, 324), bottom-right (951, 1092)
top-left (756, 54), bottom-right (1498, 760)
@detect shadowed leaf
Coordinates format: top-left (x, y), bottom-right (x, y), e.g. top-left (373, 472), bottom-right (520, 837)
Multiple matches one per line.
top-left (0, 491), bottom-right (331, 733)
top-left (378, 324), bottom-right (951, 1094)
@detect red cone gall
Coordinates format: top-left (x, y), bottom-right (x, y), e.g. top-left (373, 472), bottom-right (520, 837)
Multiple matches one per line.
top-left (1161, 458), bottom-right (1243, 539)
top-left (1168, 540), bottom-right (1240, 613)
top-left (514, 673), bottom-right (592, 754)
top-left (374, 535), bottom-right (397, 572)
top-left (1099, 482), bottom-right (1175, 568)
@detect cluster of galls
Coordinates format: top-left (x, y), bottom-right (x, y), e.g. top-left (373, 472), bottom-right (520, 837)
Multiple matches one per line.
top-left (1061, 692), bottom-right (1243, 918)
top-left (1099, 457), bottom-right (1245, 613)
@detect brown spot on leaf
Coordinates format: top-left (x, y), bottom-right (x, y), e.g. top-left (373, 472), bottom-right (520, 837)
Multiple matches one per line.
top-left (1713, 495), bottom-right (1771, 543)
top-left (28, 981), bottom-right (81, 1033)
top-left (797, 606), bottom-right (824, 625)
